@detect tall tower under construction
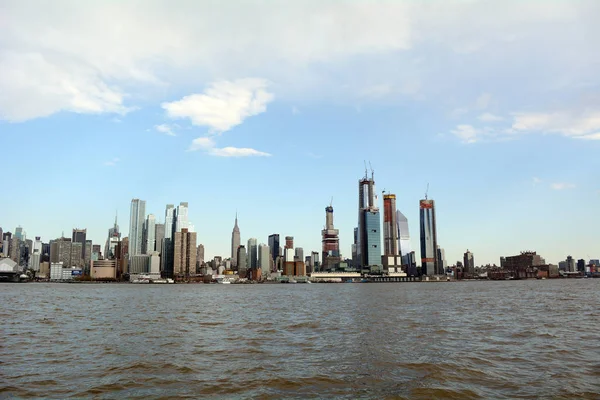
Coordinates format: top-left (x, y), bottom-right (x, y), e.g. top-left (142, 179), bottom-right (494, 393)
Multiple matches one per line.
top-left (357, 167), bottom-right (382, 273)
top-left (383, 194), bottom-right (399, 256)
top-left (321, 204), bottom-right (340, 271)
top-left (420, 198), bottom-right (439, 275)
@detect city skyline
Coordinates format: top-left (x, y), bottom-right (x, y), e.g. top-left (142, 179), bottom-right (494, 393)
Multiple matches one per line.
top-left (1, 1), bottom-right (599, 266)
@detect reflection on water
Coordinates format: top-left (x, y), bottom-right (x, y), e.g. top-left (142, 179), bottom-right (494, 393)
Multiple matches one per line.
top-left (1, 280), bottom-right (599, 399)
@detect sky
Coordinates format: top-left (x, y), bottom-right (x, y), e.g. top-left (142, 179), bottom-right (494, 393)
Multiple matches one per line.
top-left (1, 0), bottom-right (599, 266)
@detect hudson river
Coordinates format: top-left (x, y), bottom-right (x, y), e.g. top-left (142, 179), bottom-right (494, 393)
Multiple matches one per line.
top-left (2, 280), bottom-right (599, 399)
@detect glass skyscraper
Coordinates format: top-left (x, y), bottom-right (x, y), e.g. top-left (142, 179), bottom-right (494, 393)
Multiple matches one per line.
top-left (419, 199), bottom-right (439, 275)
top-left (358, 171), bottom-right (382, 273)
top-left (129, 199), bottom-right (146, 258)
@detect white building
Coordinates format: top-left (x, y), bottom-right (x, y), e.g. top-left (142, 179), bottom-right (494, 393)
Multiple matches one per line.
top-left (175, 202), bottom-right (189, 232)
top-left (258, 243), bottom-right (270, 275)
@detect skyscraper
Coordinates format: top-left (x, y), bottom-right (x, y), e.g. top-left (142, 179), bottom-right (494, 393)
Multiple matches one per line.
top-left (72, 228), bottom-right (87, 260)
top-left (162, 204), bottom-right (176, 277)
top-left (285, 236), bottom-right (294, 249)
top-left (105, 213), bottom-right (120, 260)
top-left (129, 199), bottom-right (146, 257)
top-left (173, 228), bottom-right (197, 278)
top-left (144, 214), bottom-right (156, 255)
top-left (231, 213), bottom-right (240, 267)
top-left (396, 210), bottom-right (411, 257)
top-left (358, 169), bottom-right (382, 273)
top-left (420, 199), bottom-right (439, 275)
top-left (383, 194), bottom-right (399, 256)
top-left (164, 204), bottom-right (175, 240)
top-left (295, 247), bottom-right (304, 262)
top-left (464, 250), bottom-right (474, 276)
top-left (321, 204), bottom-right (340, 271)
top-left (196, 244), bottom-right (205, 267)
top-left (437, 246), bottom-right (447, 272)
top-left (14, 226), bottom-right (23, 241)
top-left (237, 245), bottom-right (247, 277)
top-left (258, 243), bottom-right (270, 276)
top-left (50, 237), bottom-right (72, 266)
top-left (175, 202), bottom-right (189, 232)
top-left (154, 223), bottom-right (164, 254)
top-left (247, 238), bottom-right (258, 269)
top-left (268, 234), bottom-right (280, 264)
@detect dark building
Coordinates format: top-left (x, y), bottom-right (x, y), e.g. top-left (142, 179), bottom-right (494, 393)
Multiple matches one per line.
top-left (268, 234), bottom-right (280, 265)
top-left (420, 199), bottom-right (440, 275)
top-left (463, 250), bottom-right (475, 276)
top-left (72, 228), bottom-right (87, 260)
top-left (577, 259), bottom-right (586, 273)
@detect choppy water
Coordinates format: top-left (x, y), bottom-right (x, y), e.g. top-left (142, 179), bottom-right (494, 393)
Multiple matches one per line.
top-left (1, 280), bottom-right (599, 399)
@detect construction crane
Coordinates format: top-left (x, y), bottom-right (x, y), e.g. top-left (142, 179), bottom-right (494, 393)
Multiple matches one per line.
top-left (425, 183), bottom-right (429, 200)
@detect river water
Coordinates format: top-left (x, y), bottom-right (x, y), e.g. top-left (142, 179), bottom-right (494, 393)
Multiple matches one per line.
top-left (1, 280), bottom-right (599, 399)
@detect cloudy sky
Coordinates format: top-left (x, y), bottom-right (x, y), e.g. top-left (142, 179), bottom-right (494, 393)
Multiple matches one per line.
top-left (1, 0), bottom-right (599, 265)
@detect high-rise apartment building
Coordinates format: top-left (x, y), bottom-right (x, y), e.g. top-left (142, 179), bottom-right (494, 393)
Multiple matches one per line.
top-left (50, 237), bottom-right (72, 266)
top-left (357, 170), bottom-right (382, 273)
top-left (173, 228), bottom-right (197, 277)
top-left (231, 214), bottom-right (240, 267)
top-left (268, 234), bottom-right (280, 264)
top-left (321, 205), bottom-right (340, 271)
top-left (164, 204), bottom-right (175, 240)
top-left (463, 250), bottom-right (475, 276)
top-left (247, 238), bottom-right (258, 269)
top-left (144, 214), bottom-right (156, 255)
top-left (129, 199), bottom-right (146, 257)
top-left (420, 199), bottom-right (439, 275)
top-left (383, 194), bottom-right (399, 256)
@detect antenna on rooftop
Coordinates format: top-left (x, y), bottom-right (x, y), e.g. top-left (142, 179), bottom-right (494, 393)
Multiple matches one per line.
top-left (425, 183), bottom-right (429, 200)
top-left (330, 197), bottom-right (333, 207)
top-left (364, 160), bottom-right (368, 178)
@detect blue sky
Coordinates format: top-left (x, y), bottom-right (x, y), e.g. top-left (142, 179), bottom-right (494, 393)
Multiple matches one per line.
top-left (1, 0), bottom-right (599, 265)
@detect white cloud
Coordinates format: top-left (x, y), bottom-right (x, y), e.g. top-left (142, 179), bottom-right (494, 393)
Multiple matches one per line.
top-left (188, 136), bottom-right (270, 157)
top-left (511, 111), bottom-right (600, 140)
top-left (550, 182), bottom-right (576, 190)
top-left (451, 124), bottom-right (481, 144)
top-left (211, 147), bottom-right (271, 157)
top-left (155, 124), bottom-right (176, 136)
top-left (1, 1), bottom-right (599, 122)
top-left (478, 112), bottom-right (504, 122)
top-left (162, 79), bottom-right (274, 133)
top-left (104, 157), bottom-right (120, 166)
